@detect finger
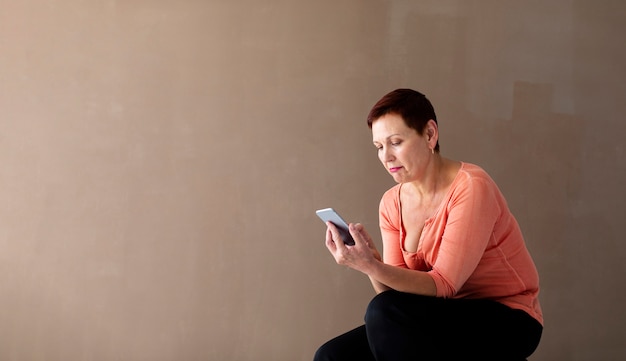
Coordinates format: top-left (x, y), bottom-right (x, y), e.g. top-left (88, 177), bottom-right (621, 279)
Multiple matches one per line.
top-left (325, 227), bottom-right (337, 251)
top-left (357, 224), bottom-right (374, 247)
top-left (348, 223), bottom-right (367, 246)
top-left (327, 222), bottom-right (347, 250)
top-left (350, 223), bottom-right (378, 252)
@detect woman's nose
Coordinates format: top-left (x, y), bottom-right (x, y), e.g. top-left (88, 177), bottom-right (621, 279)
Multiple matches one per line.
top-left (380, 148), bottom-right (394, 162)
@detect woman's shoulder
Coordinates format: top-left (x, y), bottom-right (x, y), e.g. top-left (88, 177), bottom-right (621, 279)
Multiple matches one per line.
top-left (380, 183), bottom-right (402, 204)
top-left (377, 184), bottom-right (402, 228)
top-left (451, 162), bottom-right (503, 200)
top-left (456, 162), bottom-right (494, 182)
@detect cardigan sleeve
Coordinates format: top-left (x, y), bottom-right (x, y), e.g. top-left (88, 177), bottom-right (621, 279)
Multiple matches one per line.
top-left (429, 175), bottom-right (501, 297)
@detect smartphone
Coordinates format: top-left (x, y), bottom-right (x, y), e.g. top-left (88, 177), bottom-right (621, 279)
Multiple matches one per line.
top-left (315, 208), bottom-right (355, 246)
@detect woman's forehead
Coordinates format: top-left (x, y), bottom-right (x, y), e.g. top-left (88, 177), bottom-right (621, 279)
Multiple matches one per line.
top-left (372, 114), bottom-right (415, 139)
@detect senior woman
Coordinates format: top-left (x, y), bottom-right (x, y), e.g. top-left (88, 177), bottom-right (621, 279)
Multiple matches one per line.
top-left (314, 89), bottom-right (543, 361)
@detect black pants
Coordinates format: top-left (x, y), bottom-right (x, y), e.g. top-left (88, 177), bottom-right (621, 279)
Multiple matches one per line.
top-left (314, 290), bottom-right (542, 361)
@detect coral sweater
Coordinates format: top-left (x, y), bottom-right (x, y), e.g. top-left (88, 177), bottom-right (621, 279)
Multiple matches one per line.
top-left (379, 162), bottom-right (543, 325)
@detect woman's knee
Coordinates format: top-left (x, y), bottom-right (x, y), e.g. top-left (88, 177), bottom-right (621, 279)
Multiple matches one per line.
top-left (365, 291), bottom-right (438, 329)
top-left (364, 290), bottom-right (405, 328)
top-left (313, 325), bottom-right (371, 361)
top-left (313, 342), bottom-right (332, 361)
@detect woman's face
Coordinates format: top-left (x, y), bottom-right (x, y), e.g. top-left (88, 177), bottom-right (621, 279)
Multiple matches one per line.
top-left (371, 113), bottom-right (432, 184)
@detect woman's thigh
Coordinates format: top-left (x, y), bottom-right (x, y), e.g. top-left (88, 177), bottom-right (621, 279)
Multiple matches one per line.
top-left (365, 290), bottom-right (542, 360)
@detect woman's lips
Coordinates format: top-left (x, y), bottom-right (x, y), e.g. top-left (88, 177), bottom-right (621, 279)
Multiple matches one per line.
top-left (389, 166), bottom-right (402, 173)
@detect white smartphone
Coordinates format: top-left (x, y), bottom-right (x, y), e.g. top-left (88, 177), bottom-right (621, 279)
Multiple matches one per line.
top-left (315, 208), bottom-right (355, 246)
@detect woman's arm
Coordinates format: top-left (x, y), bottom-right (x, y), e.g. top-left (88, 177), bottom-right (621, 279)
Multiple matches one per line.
top-left (368, 276), bottom-right (391, 294)
top-left (365, 260), bottom-right (436, 296)
top-left (361, 234), bottom-right (392, 294)
top-left (325, 222), bottom-right (437, 296)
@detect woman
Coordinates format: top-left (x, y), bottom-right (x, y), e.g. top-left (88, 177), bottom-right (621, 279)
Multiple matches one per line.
top-left (314, 89), bottom-right (543, 360)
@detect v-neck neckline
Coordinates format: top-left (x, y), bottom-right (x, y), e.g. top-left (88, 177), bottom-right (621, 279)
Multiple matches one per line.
top-left (397, 162), bottom-right (465, 253)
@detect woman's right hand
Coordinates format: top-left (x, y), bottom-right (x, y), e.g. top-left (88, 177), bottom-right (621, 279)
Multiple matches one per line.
top-left (325, 222), bottom-right (382, 274)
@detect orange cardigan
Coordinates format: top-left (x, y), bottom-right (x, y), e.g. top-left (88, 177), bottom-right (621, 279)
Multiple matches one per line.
top-left (379, 162), bottom-right (543, 325)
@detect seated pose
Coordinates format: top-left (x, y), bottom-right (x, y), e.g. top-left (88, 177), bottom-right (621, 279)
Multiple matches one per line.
top-left (314, 89), bottom-right (543, 361)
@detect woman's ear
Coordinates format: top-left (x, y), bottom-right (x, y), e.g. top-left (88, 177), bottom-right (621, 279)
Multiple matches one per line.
top-left (425, 119), bottom-right (438, 142)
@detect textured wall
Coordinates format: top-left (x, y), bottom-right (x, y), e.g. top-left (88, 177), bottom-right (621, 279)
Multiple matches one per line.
top-left (1, 1), bottom-right (624, 360)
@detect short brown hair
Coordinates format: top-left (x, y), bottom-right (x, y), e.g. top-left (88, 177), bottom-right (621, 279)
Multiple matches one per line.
top-left (367, 89), bottom-right (439, 152)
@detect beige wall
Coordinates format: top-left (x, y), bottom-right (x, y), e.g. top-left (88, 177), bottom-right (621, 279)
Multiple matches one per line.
top-left (1, 1), bottom-right (624, 360)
